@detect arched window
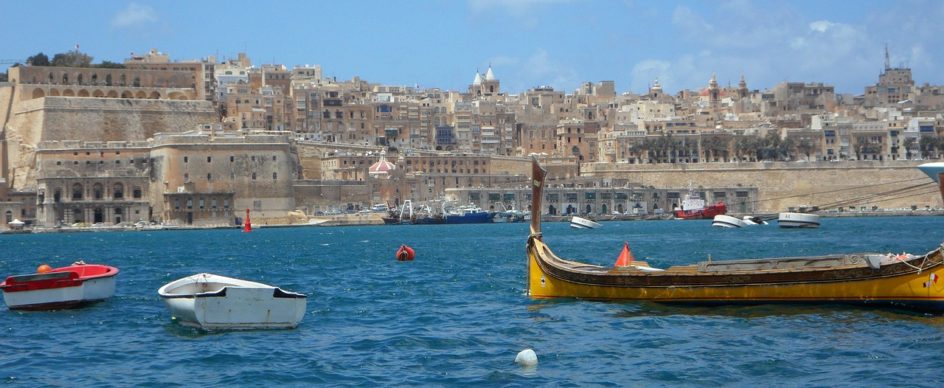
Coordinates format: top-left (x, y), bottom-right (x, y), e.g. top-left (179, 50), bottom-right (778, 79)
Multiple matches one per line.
top-left (105, 74), bottom-right (112, 86)
top-left (113, 183), bottom-right (124, 199)
top-left (77, 74), bottom-right (84, 85)
top-left (132, 187), bottom-right (142, 199)
top-left (72, 183), bottom-right (84, 200)
top-left (62, 73), bottom-right (69, 84)
top-left (92, 183), bottom-right (104, 200)
top-left (4, 210), bottom-right (11, 223)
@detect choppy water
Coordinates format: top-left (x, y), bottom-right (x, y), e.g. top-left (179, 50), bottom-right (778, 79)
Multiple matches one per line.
top-left (2, 217), bottom-right (944, 386)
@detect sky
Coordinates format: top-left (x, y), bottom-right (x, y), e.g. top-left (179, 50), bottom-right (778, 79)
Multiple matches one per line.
top-left (2, 0), bottom-right (943, 95)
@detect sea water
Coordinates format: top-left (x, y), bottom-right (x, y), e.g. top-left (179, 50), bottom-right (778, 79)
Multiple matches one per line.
top-left (1, 216), bottom-right (944, 386)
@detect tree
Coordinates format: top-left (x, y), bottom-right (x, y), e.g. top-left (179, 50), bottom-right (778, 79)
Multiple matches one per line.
top-left (0, 72), bottom-right (6, 82)
top-left (27, 52), bottom-right (50, 66)
top-left (50, 50), bottom-right (93, 67)
top-left (95, 60), bottom-right (125, 69)
top-left (796, 138), bottom-right (816, 161)
top-left (903, 137), bottom-right (917, 160)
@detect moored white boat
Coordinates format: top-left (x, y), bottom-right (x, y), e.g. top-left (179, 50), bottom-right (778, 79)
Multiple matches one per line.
top-left (158, 273), bottom-right (307, 330)
top-left (778, 212), bottom-right (821, 228)
top-left (570, 216), bottom-right (601, 229)
top-left (0, 263), bottom-right (119, 310)
top-left (711, 214), bottom-right (745, 228)
top-left (741, 216), bottom-right (769, 225)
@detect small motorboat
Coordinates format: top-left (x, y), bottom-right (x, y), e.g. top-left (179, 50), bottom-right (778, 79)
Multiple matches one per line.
top-left (0, 262), bottom-right (119, 310)
top-left (778, 212), bottom-right (821, 228)
top-left (711, 214), bottom-right (745, 228)
top-left (570, 216), bottom-right (601, 229)
top-left (158, 273), bottom-right (307, 330)
top-left (741, 216), bottom-right (769, 225)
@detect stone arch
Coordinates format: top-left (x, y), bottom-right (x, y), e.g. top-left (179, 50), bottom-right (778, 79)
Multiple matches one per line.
top-left (120, 74), bottom-right (126, 86)
top-left (93, 90), bottom-right (105, 97)
top-left (49, 89), bottom-right (60, 96)
top-left (62, 89), bottom-right (75, 97)
top-left (132, 186), bottom-right (142, 199)
top-left (48, 72), bottom-right (54, 83)
top-left (72, 183), bottom-right (84, 200)
top-left (121, 91), bottom-right (133, 98)
top-left (77, 73), bottom-right (84, 85)
top-left (92, 183), bottom-right (104, 200)
top-left (72, 208), bottom-right (84, 223)
top-left (91, 73), bottom-right (98, 85)
top-left (149, 91), bottom-right (161, 99)
top-left (135, 91), bottom-right (147, 99)
top-left (32, 88), bottom-right (46, 99)
top-left (77, 89), bottom-right (90, 97)
top-left (106, 90), bottom-right (118, 98)
top-left (105, 74), bottom-right (113, 86)
top-left (168, 91), bottom-right (186, 100)
top-left (62, 73), bottom-right (69, 84)
top-left (132, 76), bottom-right (141, 87)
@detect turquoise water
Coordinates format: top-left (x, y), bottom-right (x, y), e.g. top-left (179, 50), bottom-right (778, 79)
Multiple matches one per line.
top-left (2, 217), bottom-right (944, 386)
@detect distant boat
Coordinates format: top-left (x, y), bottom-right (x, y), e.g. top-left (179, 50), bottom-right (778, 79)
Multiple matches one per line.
top-left (570, 216), bottom-right (601, 229)
top-left (158, 273), bottom-right (307, 330)
top-left (444, 204), bottom-right (493, 224)
top-left (1, 263), bottom-right (119, 310)
top-left (673, 187), bottom-right (726, 220)
top-left (778, 212), bottom-right (821, 228)
top-left (525, 157), bottom-right (944, 312)
top-left (711, 214), bottom-right (745, 228)
top-left (741, 216), bottom-right (769, 226)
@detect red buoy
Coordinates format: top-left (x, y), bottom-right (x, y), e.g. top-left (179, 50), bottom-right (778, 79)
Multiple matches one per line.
top-left (243, 208), bottom-right (252, 233)
top-left (396, 245), bottom-right (415, 261)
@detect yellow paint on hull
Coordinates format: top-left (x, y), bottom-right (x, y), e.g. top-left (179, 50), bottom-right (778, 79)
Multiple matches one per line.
top-left (527, 241), bottom-right (944, 306)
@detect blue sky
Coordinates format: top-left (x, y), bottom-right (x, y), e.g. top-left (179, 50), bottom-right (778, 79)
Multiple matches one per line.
top-left (3, 0), bottom-right (943, 94)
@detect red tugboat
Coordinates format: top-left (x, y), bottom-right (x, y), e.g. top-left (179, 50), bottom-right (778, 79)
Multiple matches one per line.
top-left (672, 189), bottom-right (726, 220)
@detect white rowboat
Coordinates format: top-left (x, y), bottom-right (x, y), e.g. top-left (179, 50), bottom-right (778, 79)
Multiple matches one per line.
top-left (158, 273), bottom-right (307, 330)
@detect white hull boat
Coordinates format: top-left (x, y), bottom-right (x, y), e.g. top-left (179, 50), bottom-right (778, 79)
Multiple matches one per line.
top-left (711, 214), bottom-right (745, 228)
top-left (570, 216), bottom-right (602, 229)
top-left (1, 263), bottom-right (119, 311)
top-left (158, 273), bottom-right (307, 330)
top-left (778, 212), bottom-right (821, 228)
top-left (741, 216), bottom-right (769, 225)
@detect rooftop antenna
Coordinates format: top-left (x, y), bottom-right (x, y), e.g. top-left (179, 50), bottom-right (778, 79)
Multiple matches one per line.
top-left (884, 43), bottom-right (891, 70)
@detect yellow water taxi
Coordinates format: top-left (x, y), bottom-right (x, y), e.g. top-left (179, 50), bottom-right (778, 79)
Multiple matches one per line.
top-left (526, 158), bottom-right (944, 311)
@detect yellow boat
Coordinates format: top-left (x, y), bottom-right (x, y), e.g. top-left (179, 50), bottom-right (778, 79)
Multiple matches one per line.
top-left (526, 158), bottom-right (944, 311)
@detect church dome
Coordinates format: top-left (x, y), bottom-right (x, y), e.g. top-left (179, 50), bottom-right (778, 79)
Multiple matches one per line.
top-left (369, 151), bottom-right (396, 176)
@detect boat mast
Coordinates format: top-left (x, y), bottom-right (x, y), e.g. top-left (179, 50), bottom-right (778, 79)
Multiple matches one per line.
top-left (530, 157), bottom-right (547, 238)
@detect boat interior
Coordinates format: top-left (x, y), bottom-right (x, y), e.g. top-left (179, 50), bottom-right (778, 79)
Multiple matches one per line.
top-left (55, 265), bottom-right (115, 278)
top-left (535, 239), bottom-right (931, 276)
top-left (164, 281), bottom-right (234, 295)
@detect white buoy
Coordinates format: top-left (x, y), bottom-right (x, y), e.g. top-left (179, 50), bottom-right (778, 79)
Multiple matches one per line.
top-left (515, 348), bottom-right (538, 367)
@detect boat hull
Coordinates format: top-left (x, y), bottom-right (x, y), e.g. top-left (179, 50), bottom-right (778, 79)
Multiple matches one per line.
top-left (570, 216), bottom-right (601, 229)
top-left (158, 273), bottom-right (306, 330)
top-left (712, 215), bottom-right (744, 228)
top-left (2, 275), bottom-right (117, 311)
top-left (527, 238), bottom-right (944, 311)
top-left (674, 203), bottom-right (727, 220)
top-left (445, 212), bottom-right (493, 224)
top-left (778, 212), bottom-right (820, 228)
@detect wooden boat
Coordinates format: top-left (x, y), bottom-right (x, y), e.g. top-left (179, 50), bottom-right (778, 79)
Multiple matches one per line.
top-left (570, 216), bottom-right (601, 229)
top-left (526, 158), bottom-right (944, 311)
top-left (0, 263), bottom-right (119, 310)
top-left (158, 273), bottom-right (307, 330)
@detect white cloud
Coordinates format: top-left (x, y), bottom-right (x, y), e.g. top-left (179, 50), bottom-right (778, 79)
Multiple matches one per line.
top-left (469, 0), bottom-right (573, 14)
top-left (809, 20), bottom-right (834, 33)
top-left (111, 3), bottom-right (157, 29)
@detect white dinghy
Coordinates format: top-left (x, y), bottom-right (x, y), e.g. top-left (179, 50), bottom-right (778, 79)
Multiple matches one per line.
top-left (158, 273), bottom-right (307, 330)
top-left (570, 216), bottom-right (602, 229)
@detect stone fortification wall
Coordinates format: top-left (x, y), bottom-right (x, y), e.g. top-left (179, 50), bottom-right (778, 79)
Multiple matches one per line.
top-left (4, 96), bottom-right (217, 190)
top-left (0, 84), bottom-right (14, 179)
top-left (582, 161), bottom-right (942, 212)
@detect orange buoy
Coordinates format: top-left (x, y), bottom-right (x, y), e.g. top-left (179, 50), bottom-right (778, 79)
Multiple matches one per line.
top-left (614, 242), bottom-right (635, 267)
top-left (37, 264), bottom-right (53, 273)
top-left (396, 245), bottom-right (415, 261)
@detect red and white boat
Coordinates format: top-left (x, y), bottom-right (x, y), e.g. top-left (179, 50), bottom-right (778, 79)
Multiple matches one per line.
top-left (673, 189), bottom-right (726, 220)
top-left (0, 263), bottom-right (119, 310)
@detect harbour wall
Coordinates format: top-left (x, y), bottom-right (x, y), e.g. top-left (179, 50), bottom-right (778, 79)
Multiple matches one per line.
top-left (582, 160), bottom-right (942, 213)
